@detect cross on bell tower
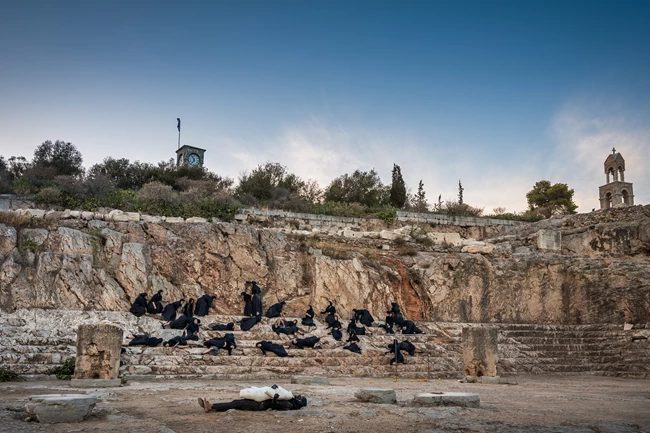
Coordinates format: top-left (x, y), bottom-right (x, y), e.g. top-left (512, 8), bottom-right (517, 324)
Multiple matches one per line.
top-left (598, 148), bottom-right (634, 209)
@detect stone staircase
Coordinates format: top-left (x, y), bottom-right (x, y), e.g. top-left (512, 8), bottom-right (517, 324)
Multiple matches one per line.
top-left (1, 309), bottom-right (647, 380)
top-left (498, 324), bottom-right (650, 378)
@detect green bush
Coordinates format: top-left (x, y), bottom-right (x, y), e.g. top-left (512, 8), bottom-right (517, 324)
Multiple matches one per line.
top-left (0, 367), bottom-right (23, 382)
top-left (374, 207), bottom-right (397, 226)
top-left (47, 357), bottom-right (75, 380)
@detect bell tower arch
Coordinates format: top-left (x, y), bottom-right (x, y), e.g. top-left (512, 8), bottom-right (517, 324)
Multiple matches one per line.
top-left (599, 148), bottom-right (634, 209)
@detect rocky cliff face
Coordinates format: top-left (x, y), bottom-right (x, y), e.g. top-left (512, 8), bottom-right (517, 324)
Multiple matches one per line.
top-left (1, 205), bottom-right (649, 324)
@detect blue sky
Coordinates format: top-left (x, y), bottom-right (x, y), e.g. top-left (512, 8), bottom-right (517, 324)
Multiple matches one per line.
top-left (1, 0), bottom-right (649, 212)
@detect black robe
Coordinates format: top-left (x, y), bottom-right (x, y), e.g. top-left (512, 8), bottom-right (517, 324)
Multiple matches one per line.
top-left (305, 306), bottom-right (315, 318)
top-left (195, 295), bottom-right (216, 317)
top-left (399, 340), bottom-right (416, 356)
top-left (326, 319), bottom-right (341, 330)
top-left (128, 334), bottom-right (162, 347)
top-left (292, 336), bottom-right (320, 349)
top-left (346, 333), bottom-right (360, 344)
top-left (347, 321), bottom-right (366, 336)
top-left (330, 328), bottom-right (343, 341)
top-left (321, 302), bottom-right (335, 315)
top-left (379, 322), bottom-right (395, 334)
top-left (164, 336), bottom-right (188, 347)
top-left (161, 300), bottom-right (183, 322)
top-left (265, 301), bottom-right (285, 318)
top-left (402, 321), bottom-right (423, 334)
top-left (325, 313), bottom-right (337, 328)
top-left (129, 293), bottom-right (147, 317)
top-left (207, 396), bottom-right (307, 412)
top-left (183, 299), bottom-right (195, 318)
top-left (391, 303), bottom-right (406, 327)
top-left (204, 334), bottom-right (237, 355)
top-left (343, 342), bottom-right (362, 354)
top-left (251, 282), bottom-right (263, 316)
top-left (208, 322), bottom-right (235, 331)
top-left (301, 317), bottom-right (315, 327)
top-left (184, 319), bottom-right (201, 337)
top-left (169, 315), bottom-right (192, 329)
top-left (240, 314), bottom-right (262, 331)
top-left (387, 339), bottom-right (405, 364)
top-left (353, 309), bottom-right (375, 327)
top-left (257, 340), bottom-right (289, 357)
top-left (147, 290), bottom-right (164, 314)
top-left (272, 322), bottom-right (299, 335)
top-left (241, 292), bottom-right (253, 316)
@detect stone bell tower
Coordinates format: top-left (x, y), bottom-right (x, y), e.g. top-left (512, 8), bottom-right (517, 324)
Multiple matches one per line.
top-left (598, 148), bottom-right (634, 209)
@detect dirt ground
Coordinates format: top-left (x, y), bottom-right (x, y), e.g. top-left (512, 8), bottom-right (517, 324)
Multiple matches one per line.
top-left (0, 375), bottom-right (648, 433)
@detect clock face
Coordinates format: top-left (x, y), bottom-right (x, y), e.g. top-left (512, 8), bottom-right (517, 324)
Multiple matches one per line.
top-left (187, 153), bottom-right (200, 166)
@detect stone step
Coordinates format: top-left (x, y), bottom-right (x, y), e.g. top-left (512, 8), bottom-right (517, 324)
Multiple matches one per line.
top-left (510, 363), bottom-right (650, 373)
top-left (501, 330), bottom-right (627, 338)
top-left (499, 343), bottom-right (633, 352)
top-left (121, 370), bottom-right (450, 381)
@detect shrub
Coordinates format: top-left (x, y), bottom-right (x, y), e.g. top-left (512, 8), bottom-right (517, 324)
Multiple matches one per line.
top-left (47, 357), bottom-right (75, 380)
top-left (0, 367), bottom-right (23, 382)
top-left (35, 186), bottom-right (62, 204)
top-left (375, 207), bottom-right (397, 226)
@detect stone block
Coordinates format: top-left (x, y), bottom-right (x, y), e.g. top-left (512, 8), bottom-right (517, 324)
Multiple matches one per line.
top-left (26, 209), bottom-right (46, 218)
top-left (462, 327), bottom-right (498, 377)
top-left (461, 244), bottom-right (495, 254)
top-left (427, 232), bottom-right (462, 246)
top-left (69, 210), bottom-right (82, 218)
top-left (234, 214), bottom-right (246, 221)
top-left (514, 246), bottom-right (532, 255)
top-left (125, 212), bottom-right (140, 222)
top-left (81, 211), bottom-right (94, 220)
top-left (186, 217), bottom-right (208, 223)
top-left (74, 323), bottom-right (123, 381)
top-left (412, 392), bottom-right (480, 408)
top-left (380, 230), bottom-right (398, 240)
top-left (479, 375), bottom-right (501, 384)
top-left (291, 375), bottom-right (330, 385)
top-left (165, 217), bottom-right (184, 223)
top-left (25, 394), bottom-right (97, 423)
top-left (343, 230), bottom-right (363, 238)
top-left (355, 388), bottom-right (396, 404)
top-left (537, 229), bottom-right (561, 251)
top-left (71, 378), bottom-right (122, 388)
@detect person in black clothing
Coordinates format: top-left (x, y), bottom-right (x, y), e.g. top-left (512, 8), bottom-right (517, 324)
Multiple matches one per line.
top-left (330, 327), bottom-right (343, 341)
top-left (326, 314), bottom-right (341, 330)
top-left (203, 334), bottom-right (237, 355)
top-left (250, 281), bottom-right (263, 316)
top-left (183, 318), bottom-right (201, 340)
top-left (352, 309), bottom-right (374, 327)
top-left (265, 301), bottom-right (286, 318)
top-left (183, 298), bottom-right (195, 318)
top-left (208, 322), bottom-right (234, 331)
top-left (123, 334), bottom-right (163, 347)
top-left (301, 305), bottom-right (315, 327)
top-left (195, 295), bottom-right (216, 317)
top-left (147, 290), bottom-right (164, 314)
top-left (321, 300), bottom-right (335, 316)
top-left (161, 299), bottom-right (185, 322)
top-left (346, 333), bottom-right (360, 344)
top-left (291, 336), bottom-right (321, 349)
top-left (272, 318), bottom-right (301, 336)
top-left (163, 336), bottom-right (189, 348)
top-left (386, 338), bottom-right (405, 365)
top-left (347, 319), bottom-right (366, 336)
top-left (198, 394), bottom-right (307, 413)
top-left (162, 314), bottom-right (192, 330)
top-left (343, 341), bottom-right (362, 354)
top-left (380, 311), bottom-right (395, 334)
top-left (391, 302), bottom-right (406, 327)
top-left (129, 293), bottom-right (148, 317)
top-left (256, 340), bottom-right (291, 357)
top-left (240, 314), bottom-right (262, 331)
top-left (401, 320), bottom-right (423, 334)
top-left (241, 291), bottom-right (253, 316)
top-left (396, 340), bottom-right (416, 356)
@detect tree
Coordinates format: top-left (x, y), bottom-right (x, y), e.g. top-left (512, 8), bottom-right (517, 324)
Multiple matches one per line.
top-left (33, 140), bottom-right (83, 177)
top-left (324, 169), bottom-right (388, 207)
top-left (389, 164), bottom-right (407, 208)
top-left (526, 180), bottom-right (578, 217)
top-left (236, 162), bottom-right (305, 202)
top-left (458, 180), bottom-right (464, 205)
top-left (413, 180), bottom-right (429, 212)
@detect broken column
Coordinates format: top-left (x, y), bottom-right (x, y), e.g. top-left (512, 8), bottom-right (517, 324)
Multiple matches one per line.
top-left (70, 323), bottom-right (123, 388)
top-left (462, 327), bottom-right (498, 379)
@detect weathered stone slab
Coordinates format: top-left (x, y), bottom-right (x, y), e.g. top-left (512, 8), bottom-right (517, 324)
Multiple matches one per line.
top-left (537, 229), bottom-right (561, 251)
top-left (25, 394), bottom-right (97, 423)
top-left (74, 323), bottom-right (123, 381)
top-left (355, 388), bottom-right (397, 404)
top-left (71, 378), bottom-right (122, 388)
top-left (462, 327), bottom-right (498, 377)
top-left (291, 375), bottom-right (330, 385)
top-left (412, 392), bottom-right (480, 408)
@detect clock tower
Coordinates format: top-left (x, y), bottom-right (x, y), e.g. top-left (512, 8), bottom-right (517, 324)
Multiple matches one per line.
top-left (176, 145), bottom-right (206, 168)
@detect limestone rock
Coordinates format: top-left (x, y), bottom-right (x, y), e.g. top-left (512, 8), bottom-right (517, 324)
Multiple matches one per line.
top-left (461, 244), bottom-right (495, 254)
top-left (26, 394), bottom-right (97, 423)
top-left (412, 392), bottom-right (480, 408)
top-left (355, 388), bottom-right (397, 404)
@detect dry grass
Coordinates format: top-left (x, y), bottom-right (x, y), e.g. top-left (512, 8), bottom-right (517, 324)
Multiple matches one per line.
top-left (0, 211), bottom-right (51, 229)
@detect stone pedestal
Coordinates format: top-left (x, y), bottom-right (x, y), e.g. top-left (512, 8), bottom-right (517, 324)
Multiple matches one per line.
top-left (26, 394), bottom-right (97, 423)
top-left (73, 323), bottom-right (123, 386)
top-left (462, 327), bottom-right (498, 377)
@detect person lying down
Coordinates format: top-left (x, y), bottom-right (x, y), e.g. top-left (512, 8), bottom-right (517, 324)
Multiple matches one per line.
top-left (198, 384), bottom-right (307, 412)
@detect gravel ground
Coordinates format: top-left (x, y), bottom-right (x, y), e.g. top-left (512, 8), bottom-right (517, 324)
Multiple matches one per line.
top-left (0, 375), bottom-right (648, 433)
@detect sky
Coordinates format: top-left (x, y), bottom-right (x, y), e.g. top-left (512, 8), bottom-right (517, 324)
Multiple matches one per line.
top-left (1, 0), bottom-right (649, 213)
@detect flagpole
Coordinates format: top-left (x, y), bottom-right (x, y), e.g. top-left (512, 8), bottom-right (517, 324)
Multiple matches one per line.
top-left (177, 118), bottom-right (181, 149)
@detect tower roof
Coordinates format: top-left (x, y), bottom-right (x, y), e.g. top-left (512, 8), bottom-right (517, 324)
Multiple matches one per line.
top-left (604, 147), bottom-right (625, 171)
